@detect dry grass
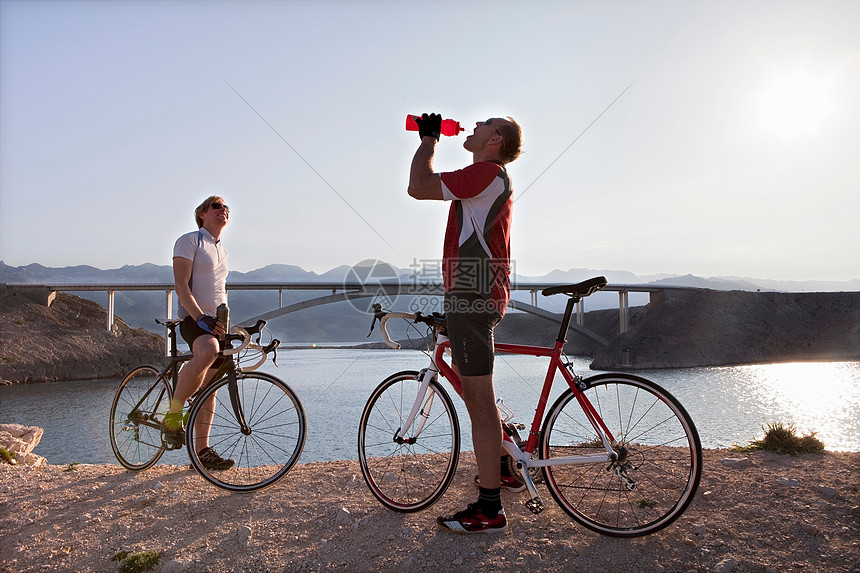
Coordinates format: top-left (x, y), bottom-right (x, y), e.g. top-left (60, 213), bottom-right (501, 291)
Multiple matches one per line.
top-left (731, 421), bottom-right (825, 455)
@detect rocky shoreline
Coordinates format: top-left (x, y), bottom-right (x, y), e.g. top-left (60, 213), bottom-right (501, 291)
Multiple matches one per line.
top-left (0, 289), bottom-right (164, 385)
top-left (1, 447), bottom-right (858, 572)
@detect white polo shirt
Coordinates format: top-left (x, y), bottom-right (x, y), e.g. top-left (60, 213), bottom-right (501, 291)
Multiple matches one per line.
top-left (173, 228), bottom-right (228, 319)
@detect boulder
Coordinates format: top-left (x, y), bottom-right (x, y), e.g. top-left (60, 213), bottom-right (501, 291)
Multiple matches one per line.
top-left (0, 423), bottom-right (47, 467)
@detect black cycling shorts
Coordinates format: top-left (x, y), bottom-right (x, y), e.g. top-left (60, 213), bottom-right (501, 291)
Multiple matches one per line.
top-left (444, 293), bottom-right (502, 377)
top-left (179, 316), bottom-right (225, 369)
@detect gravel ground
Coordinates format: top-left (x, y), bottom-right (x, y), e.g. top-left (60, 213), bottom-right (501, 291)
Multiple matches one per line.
top-left (1, 449), bottom-right (858, 573)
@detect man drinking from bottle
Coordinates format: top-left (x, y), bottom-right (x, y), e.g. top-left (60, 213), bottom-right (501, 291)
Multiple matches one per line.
top-left (408, 112), bottom-right (523, 533)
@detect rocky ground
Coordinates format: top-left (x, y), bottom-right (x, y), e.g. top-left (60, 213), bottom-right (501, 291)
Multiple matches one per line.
top-left (1, 449), bottom-right (858, 573)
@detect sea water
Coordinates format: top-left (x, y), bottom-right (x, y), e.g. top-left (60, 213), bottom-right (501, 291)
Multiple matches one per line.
top-left (0, 349), bottom-right (857, 466)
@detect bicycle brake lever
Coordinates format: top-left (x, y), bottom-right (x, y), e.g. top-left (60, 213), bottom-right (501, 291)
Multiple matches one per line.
top-left (265, 339), bottom-right (280, 366)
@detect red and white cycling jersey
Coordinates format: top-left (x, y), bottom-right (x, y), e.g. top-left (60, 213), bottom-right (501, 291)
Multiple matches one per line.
top-left (440, 161), bottom-right (513, 315)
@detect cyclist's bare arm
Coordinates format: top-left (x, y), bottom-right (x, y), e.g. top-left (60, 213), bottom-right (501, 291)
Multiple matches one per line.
top-left (408, 138), bottom-right (443, 200)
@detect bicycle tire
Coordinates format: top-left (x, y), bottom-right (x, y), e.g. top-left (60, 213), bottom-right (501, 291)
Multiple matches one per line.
top-left (186, 371), bottom-right (306, 492)
top-left (358, 371), bottom-right (460, 512)
top-left (540, 372), bottom-right (702, 537)
top-left (109, 365), bottom-right (171, 471)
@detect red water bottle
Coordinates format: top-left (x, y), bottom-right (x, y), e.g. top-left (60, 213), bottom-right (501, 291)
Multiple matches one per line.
top-left (406, 114), bottom-right (464, 137)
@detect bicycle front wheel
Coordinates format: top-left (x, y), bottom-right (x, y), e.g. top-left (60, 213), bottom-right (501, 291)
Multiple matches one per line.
top-left (358, 371), bottom-right (460, 512)
top-left (541, 373), bottom-right (702, 537)
top-left (186, 371), bottom-right (306, 492)
top-left (109, 365), bottom-right (171, 471)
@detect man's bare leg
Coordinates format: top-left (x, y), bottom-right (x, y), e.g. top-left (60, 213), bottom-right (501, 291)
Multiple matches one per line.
top-left (192, 391), bottom-right (217, 453)
top-left (169, 335), bottom-right (219, 415)
top-left (460, 372), bottom-right (502, 491)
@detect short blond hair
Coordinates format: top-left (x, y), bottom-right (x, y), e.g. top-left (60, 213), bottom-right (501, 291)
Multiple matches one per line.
top-left (194, 195), bottom-right (225, 228)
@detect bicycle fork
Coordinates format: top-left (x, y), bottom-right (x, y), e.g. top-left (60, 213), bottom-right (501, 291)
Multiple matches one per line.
top-left (394, 367), bottom-right (439, 443)
top-left (227, 371), bottom-right (252, 436)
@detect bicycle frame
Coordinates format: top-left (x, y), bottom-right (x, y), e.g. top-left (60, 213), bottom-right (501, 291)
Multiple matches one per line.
top-left (396, 330), bottom-right (617, 467)
top-left (129, 321), bottom-right (260, 443)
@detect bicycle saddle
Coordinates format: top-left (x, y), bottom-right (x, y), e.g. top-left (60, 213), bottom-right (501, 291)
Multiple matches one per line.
top-left (541, 276), bottom-right (607, 299)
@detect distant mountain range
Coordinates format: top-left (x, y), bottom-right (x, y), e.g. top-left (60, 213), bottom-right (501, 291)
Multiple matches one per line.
top-left (2, 260), bottom-right (857, 343)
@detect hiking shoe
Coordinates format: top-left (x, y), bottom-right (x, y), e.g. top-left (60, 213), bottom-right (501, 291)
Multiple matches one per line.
top-left (437, 503), bottom-right (507, 534)
top-left (162, 412), bottom-right (185, 447)
top-left (197, 447), bottom-right (235, 470)
top-left (474, 473), bottom-right (526, 493)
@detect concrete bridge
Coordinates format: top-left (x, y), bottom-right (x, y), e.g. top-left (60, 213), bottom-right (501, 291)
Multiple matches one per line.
top-left (6, 281), bottom-right (699, 352)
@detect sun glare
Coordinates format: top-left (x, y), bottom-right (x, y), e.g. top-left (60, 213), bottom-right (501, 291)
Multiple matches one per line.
top-left (757, 71), bottom-right (835, 137)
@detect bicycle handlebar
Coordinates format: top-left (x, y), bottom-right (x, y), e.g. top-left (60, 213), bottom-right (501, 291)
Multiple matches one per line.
top-left (221, 319), bottom-right (279, 371)
top-left (223, 324), bottom-right (256, 355)
top-left (371, 304), bottom-right (446, 350)
top-left (377, 312), bottom-right (416, 349)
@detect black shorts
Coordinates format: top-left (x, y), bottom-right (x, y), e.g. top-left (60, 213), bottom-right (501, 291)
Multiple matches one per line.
top-left (179, 316), bottom-right (225, 369)
top-left (444, 293), bottom-right (502, 377)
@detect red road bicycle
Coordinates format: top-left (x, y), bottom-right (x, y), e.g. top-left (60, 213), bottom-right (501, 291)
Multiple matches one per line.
top-left (357, 277), bottom-right (702, 537)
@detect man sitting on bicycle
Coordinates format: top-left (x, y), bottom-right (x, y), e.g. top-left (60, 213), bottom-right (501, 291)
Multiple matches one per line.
top-left (163, 195), bottom-right (235, 471)
top-left (408, 113), bottom-right (523, 534)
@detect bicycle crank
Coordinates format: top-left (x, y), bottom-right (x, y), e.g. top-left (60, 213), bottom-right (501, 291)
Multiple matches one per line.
top-left (516, 461), bottom-right (545, 514)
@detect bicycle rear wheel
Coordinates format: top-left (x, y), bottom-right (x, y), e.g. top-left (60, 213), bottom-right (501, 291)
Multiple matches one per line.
top-left (109, 365), bottom-right (171, 471)
top-left (186, 371), bottom-right (306, 492)
top-left (541, 373), bottom-right (702, 537)
top-left (358, 371), bottom-right (460, 512)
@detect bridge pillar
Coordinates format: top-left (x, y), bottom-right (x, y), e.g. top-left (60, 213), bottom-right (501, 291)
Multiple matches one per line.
top-left (165, 289), bottom-right (174, 355)
top-left (619, 291), bottom-right (629, 333)
top-left (107, 290), bottom-right (115, 332)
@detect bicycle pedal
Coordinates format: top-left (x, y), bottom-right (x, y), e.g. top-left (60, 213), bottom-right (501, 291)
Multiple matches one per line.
top-left (525, 497), bottom-right (544, 514)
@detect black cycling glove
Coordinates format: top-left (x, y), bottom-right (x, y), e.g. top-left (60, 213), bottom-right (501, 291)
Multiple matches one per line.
top-left (196, 315), bottom-right (218, 333)
top-left (415, 113), bottom-right (442, 141)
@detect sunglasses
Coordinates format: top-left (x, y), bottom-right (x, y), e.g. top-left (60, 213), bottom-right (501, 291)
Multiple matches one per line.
top-left (210, 202), bottom-right (230, 213)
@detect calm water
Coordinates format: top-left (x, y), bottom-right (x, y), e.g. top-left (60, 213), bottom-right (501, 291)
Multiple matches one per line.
top-left (0, 349), bottom-right (857, 466)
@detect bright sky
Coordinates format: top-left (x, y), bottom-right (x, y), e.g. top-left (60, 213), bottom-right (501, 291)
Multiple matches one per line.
top-left (1, 0), bottom-right (858, 281)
